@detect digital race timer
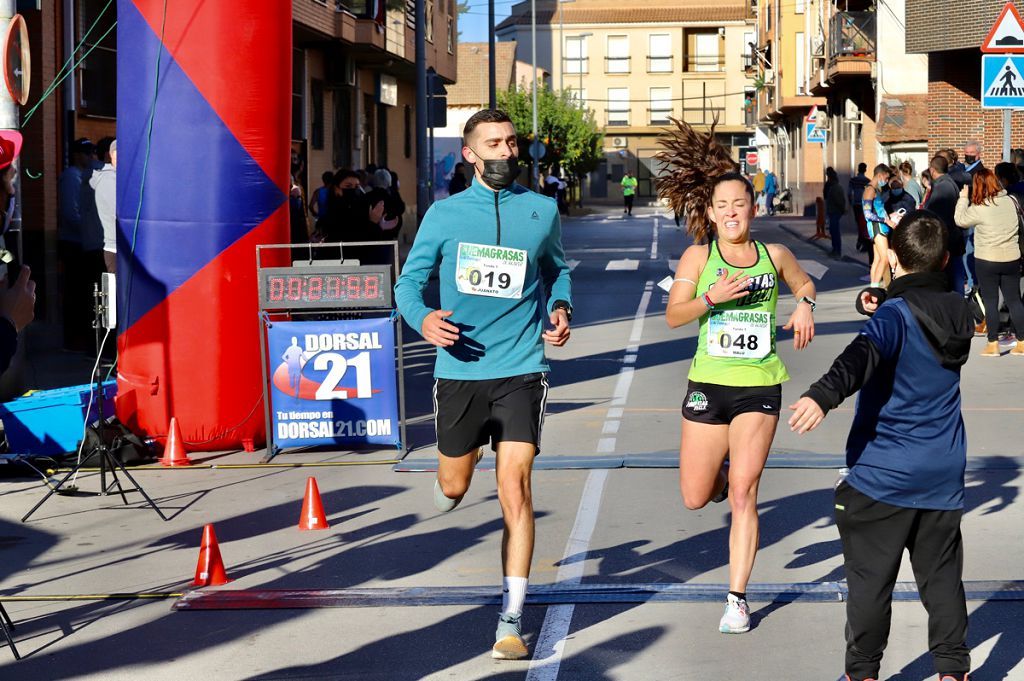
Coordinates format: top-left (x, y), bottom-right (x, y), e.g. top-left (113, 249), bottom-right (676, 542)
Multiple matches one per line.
top-left (258, 266), bottom-right (393, 310)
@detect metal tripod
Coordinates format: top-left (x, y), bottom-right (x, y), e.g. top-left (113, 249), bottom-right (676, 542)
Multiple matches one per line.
top-left (21, 284), bottom-right (166, 522)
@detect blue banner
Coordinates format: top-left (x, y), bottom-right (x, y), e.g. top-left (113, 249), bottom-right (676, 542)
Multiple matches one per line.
top-left (268, 318), bottom-right (401, 449)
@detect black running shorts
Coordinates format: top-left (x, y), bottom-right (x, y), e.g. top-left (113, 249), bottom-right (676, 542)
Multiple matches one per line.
top-left (682, 380), bottom-right (782, 425)
top-left (434, 372), bottom-right (549, 456)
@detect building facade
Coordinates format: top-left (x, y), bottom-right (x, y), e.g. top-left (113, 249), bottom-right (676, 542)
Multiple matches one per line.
top-left (17, 0), bottom-right (455, 348)
top-left (907, 0), bottom-right (1024, 158)
top-left (754, 0), bottom-right (828, 216)
top-left (497, 0), bottom-right (757, 201)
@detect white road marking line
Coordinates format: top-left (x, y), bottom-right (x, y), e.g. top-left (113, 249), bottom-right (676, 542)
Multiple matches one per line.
top-left (651, 218), bottom-right (659, 259)
top-left (528, 277), bottom-right (654, 676)
top-left (566, 259), bottom-right (580, 272)
top-left (610, 368), bottom-right (634, 407)
top-left (525, 469), bottom-right (610, 681)
top-left (606, 259), bottom-right (640, 271)
top-left (628, 282), bottom-right (654, 343)
top-left (797, 258), bottom-right (829, 280)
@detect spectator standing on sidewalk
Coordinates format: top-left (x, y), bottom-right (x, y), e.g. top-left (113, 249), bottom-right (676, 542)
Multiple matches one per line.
top-left (448, 162), bottom-right (468, 196)
top-left (753, 168), bottom-right (766, 214)
top-left (885, 178), bottom-right (917, 217)
top-left (824, 167), bottom-right (847, 259)
top-left (310, 171), bottom-right (333, 227)
top-left (764, 169), bottom-right (778, 216)
top-left (58, 138), bottom-right (100, 352)
top-left (849, 163), bottom-right (871, 252)
top-left (90, 138), bottom-right (117, 273)
top-left (899, 161), bottom-right (924, 207)
top-left (924, 155), bottom-right (969, 296)
top-left (995, 161), bottom-right (1024, 203)
top-left (954, 167), bottom-right (1024, 357)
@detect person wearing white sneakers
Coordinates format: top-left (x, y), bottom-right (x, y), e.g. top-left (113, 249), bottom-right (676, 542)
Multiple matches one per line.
top-left (658, 119), bottom-right (817, 635)
top-left (395, 109), bottom-right (573, 660)
top-left (954, 167), bottom-right (1024, 358)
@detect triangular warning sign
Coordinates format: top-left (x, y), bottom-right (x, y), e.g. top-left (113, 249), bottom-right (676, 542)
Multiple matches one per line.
top-left (986, 56), bottom-right (1024, 97)
top-left (982, 2), bottom-right (1024, 53)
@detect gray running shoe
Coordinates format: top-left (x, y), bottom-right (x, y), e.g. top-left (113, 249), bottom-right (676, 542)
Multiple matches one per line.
top-left (433, 478), bottom-right (463, 513)
top-left (492, 612), bottom-right (528, 660)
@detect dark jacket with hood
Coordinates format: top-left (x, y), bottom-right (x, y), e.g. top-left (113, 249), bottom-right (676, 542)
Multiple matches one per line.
top-left (923, 173), bottom-right (965, 256)
top-left (804, 272), bottom-right (973, 510)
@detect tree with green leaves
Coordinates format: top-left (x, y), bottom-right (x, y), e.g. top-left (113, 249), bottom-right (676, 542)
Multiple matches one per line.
top-left (498, 84), bottom-right (604, 198)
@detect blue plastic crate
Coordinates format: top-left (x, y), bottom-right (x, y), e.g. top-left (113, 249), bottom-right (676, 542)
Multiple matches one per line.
top-left (0, 381), bottom-right (118, 455)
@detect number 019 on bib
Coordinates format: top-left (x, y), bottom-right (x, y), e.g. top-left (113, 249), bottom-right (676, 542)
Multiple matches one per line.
top-left (456, 242), bottom-right (527, 299)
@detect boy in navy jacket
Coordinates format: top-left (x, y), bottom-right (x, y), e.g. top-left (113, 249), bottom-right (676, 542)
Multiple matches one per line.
top-left (789, 210), bottom-right (974, 681)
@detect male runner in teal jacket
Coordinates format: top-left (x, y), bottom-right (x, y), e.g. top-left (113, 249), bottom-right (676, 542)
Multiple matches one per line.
top-left (396, 109), bottom-right (573, 660)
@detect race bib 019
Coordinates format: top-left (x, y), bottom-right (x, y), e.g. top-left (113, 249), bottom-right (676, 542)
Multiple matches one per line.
top-left (707, 309), bottom-right (772, 359)
top-left (455, 242), bottom-right (527, 299)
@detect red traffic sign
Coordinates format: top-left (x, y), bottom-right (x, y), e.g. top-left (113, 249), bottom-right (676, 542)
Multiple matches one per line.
top-left (2, 15), bottom-right (29, 106)
top-left (745, 151), bottom-right (759, 167)
top-left (982, 1), bottom-right (1024, 53)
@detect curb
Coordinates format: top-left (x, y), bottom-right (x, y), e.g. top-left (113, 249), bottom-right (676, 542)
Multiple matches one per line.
top-left (776, 222), bottom-right (870, 270)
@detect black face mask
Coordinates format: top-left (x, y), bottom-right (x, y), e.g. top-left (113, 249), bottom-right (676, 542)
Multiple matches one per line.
top-left (470, 149), bottom-right (520, 190)
top-left (340, 187), bottom-right (360, 199)
top-left (965, 155), bottom-right (977, 165)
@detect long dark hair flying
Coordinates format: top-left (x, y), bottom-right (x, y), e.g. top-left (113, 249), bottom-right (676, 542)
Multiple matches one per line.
top-left (656, 118), bottom-right (752, 244)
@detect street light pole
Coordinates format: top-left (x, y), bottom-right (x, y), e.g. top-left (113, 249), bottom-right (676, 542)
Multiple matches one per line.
top-left (488, 0), bottom-right (496, 109)
top-left (415, 0), bottom-right (430, 219)
top-left (531, 0), bottom-right (538, 190)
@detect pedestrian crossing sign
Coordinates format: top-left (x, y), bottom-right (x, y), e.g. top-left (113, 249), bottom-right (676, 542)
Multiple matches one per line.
top-left (806, 121), bottom-right (826, 144)
top-left (981, 54), bottom-right (1024, 108)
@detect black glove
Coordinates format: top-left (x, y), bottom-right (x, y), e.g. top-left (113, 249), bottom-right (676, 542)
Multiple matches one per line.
top-left (855, 286), bottom-right (887, 317)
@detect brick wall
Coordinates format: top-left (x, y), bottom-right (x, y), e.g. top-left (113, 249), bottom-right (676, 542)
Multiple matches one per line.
top-left (907, 0), bottom-right (1014, 53)
top-left (926, 49), bottom-right (1024, 157)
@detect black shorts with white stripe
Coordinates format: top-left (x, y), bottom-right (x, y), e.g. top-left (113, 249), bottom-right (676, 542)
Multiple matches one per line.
top-left (434, 372), bottom-right (549, 457)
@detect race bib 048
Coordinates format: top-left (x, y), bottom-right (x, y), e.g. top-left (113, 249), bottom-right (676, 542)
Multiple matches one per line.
top-left (707, 309), bottom-right (772, 359)
top-left (455, 242), bottom-right (527, 299)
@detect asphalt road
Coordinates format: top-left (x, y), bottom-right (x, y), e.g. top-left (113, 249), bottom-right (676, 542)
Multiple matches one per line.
top-left (1, 205), bottom-right (1022, 680)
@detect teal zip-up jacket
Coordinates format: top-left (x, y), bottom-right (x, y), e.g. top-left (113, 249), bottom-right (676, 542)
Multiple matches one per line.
top-left (395, 178), bottom-right (573, 380)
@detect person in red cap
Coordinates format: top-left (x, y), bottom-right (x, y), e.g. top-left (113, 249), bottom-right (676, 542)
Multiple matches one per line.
top-left (0, 129), bottom-right (36, 373)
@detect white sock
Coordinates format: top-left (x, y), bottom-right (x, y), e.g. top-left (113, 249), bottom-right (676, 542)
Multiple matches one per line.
top-left (502, 576), bottom-right (528, 617)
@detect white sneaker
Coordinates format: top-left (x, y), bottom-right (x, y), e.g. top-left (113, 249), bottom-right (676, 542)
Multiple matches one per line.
top-left (718, 593), bottom-right (750, 634)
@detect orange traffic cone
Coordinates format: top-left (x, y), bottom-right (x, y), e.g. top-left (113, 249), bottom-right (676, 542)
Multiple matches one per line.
top-left (192, 524), bottom-right (231, 586)
top-left (160, 417), bottom-right (191, 467)
top-left (298, 477), bottom-right (329, 530)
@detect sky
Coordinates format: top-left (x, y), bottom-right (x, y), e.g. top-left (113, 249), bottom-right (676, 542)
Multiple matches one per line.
top-left (458, 0), bottom-right (515, 43)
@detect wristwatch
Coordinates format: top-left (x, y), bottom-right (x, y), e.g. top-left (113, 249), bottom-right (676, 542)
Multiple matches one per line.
top-left (799, 296), bottom-right (817, 312)
top-left (552, 300), bottom-right (573, 322)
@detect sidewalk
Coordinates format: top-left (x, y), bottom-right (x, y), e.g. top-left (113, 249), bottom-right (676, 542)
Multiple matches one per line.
top-left (771, 214), bottom-right (869, 270)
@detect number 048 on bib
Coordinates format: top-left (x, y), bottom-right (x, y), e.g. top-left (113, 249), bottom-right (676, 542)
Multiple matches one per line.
top-left (707, 310), bottom-right (772, 359)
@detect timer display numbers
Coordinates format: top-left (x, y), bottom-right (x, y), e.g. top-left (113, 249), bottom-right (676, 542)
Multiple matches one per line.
top-left (259, 267), bottom-right (393, 310)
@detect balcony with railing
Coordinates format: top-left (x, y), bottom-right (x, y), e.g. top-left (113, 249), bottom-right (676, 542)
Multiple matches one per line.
top-left (827, 10), bottom-right (876, 79)
top-left (683, 54), bottom-right (725, 74)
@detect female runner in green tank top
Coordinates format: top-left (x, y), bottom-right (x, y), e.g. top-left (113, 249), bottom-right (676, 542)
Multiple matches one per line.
top-left (658, 120), bottom-right (817, 634)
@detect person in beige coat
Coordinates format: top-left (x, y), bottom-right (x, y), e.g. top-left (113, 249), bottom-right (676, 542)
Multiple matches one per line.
top-left (954, 167), bottom-right (1024, 357)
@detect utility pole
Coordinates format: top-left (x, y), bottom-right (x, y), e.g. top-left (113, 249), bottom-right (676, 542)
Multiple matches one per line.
top-left (530, 0), bottom-right (538, 190)
top-left (488, 0), bottom-right (496, 109)
top-left (415, 0), bottom-right (430, 220)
